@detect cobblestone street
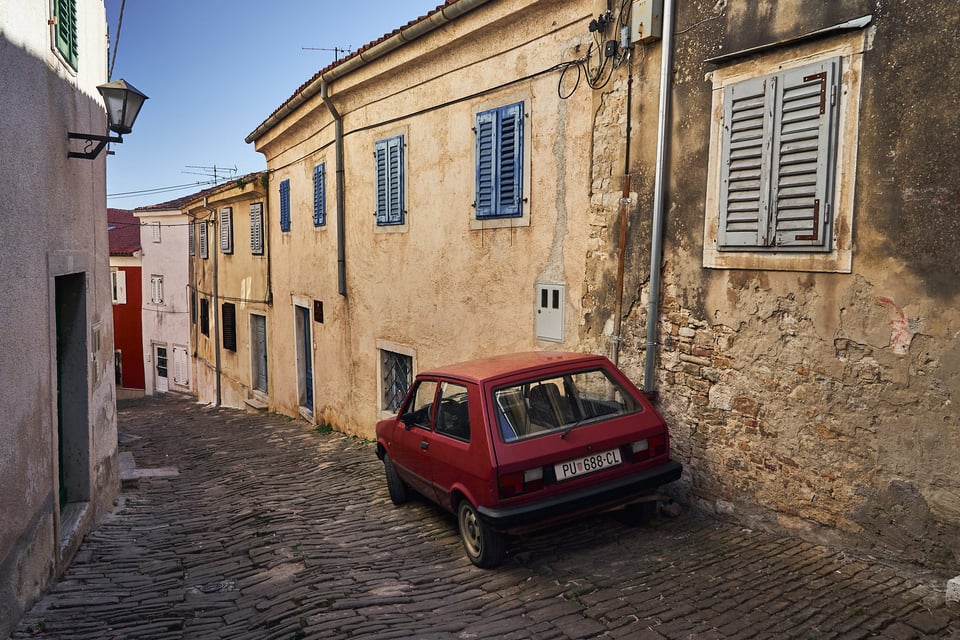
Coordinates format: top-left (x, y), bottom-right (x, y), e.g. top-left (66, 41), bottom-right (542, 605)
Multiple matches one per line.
top-left (13, 395), bottom-right (960, 639)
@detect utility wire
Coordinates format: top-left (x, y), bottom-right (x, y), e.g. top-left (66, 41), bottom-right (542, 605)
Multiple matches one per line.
top-left (108, 0), bottom-right (126, 80)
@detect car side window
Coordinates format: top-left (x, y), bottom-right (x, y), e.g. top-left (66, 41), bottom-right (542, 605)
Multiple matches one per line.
top-left (401, 380), bottom-right (438, 430)
top-left (435, 382), bottom-right (471, 442)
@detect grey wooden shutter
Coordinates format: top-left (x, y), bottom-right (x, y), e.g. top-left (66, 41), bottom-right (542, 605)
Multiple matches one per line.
top-left (719, 75), bottom-right (774, 249)
top-left (250, 203), bottom-right (264, 255)
top-left (313, 163), bottom-right (326, 226)
top-left (279, 179), bottom-right (291, 232)
top-left (771, 58), bottom-right (839, 250)
top-left (188, 221), bottom-right (195, 256)
top-left (199, 220), bottom-right (209, 259)
top-left (222, 303), bottom-right (237, 351)
top-left (219, 207), bottom-right (233, 254)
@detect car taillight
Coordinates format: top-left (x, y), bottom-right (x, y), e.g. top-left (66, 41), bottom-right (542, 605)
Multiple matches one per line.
top-left (498, 467), bottom-right (545, 498)
top-left (631, 434), bottom-right (667, 461)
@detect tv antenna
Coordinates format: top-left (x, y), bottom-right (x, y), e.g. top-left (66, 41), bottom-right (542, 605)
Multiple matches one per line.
top-left (302, 46), bottom-right (352, 62)
top-left (183, 164), bottom-right (238, 187)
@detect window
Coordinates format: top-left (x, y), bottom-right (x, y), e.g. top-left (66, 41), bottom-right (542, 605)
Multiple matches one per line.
top-left (381, 349), bottom-right (413, 413)
top-left (703, 30), bottom-right (866, 273)
top-left (199, 220), bottom-right (209, 259)
top-left (188, 221), bottom-right (196, 257)
top-left (200, 298), bottom-right (210, 336)
top-left (172, 346), bottom-right (189, 386)
top-left (475, 102), bottom-right (524, 219)
top-left (402, 380), bottom-right (438, 429)
top-left (222, 302), bottom-right (237, 351)
top-left (52, 0), bottom-right (78, 70)
top-left (374, 136), bottom-right (404, 226)
top-left (250, 203), bottom-right (264, 255)
top-left (313, 163), bottom-right (326, 227)
top-left (151, 222), bottom-right (161, 243)
top-left (110, 269), bottom-right (127, 305)
top-left (718, 58), bottom-right (839, 252)
top-left (219, 207), bottom-right (233, 254)
top-left (436, 382), bottom-right (471, 442)
top-left (279, 179), bottom-right (291, 232)
top-left (150, 275), bottom-right (164, 305)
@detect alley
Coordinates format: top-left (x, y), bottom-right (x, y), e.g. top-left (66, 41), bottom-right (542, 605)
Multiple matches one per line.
top-left (13, 396), bottom-right (959, 639)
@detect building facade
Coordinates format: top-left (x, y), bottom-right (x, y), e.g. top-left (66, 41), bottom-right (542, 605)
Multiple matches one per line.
top-left (108, 208), bottom-right (145, 395)
top-left (182, 174), bottom-right (271, 409)
top-left (0, 0), bottom-right (120, 634)
top-left (133, 206), bottom-right (193, 396)
top-left (242, 0), bottom-right (960, 571)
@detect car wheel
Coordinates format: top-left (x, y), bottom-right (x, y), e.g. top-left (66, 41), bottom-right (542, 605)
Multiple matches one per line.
top-left (614, 500), bottom-right (658, 526)
top-left (457, 500), bottom-right (505, 568)
top-left (383, 454), bottom-right (409, 505)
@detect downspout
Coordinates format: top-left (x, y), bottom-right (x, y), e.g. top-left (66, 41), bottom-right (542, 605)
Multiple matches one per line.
top-left (643, 0), bottom-right (676, 396)
top-left (262, 174), bottom-right (273, 305)
top-left (612, 58), bottom-right (634, 367)
top-left (321, 82), bottom-right (347, 296)
top-left (205, 199), bottom-right (222, 407)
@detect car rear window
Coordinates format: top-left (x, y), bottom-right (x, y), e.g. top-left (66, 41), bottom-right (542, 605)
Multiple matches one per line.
top-left (493, 368), bottom-right (640, 442)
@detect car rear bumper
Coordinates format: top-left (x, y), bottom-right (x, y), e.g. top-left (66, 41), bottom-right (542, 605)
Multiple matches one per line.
top-left (477, 459), bottom-right (683, 531)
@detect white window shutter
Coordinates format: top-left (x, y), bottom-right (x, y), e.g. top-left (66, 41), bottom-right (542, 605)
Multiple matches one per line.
top-left (116, 270), bottom-right (127, 304)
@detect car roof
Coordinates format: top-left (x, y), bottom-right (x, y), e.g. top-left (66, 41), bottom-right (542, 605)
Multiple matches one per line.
top-left (419, 351), bottom-right (610, 385)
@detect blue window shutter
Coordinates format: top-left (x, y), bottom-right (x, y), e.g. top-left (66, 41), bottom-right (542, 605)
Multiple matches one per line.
top-left (475, 110), bottom-right (496, 218)
top-left (475, 102), bottom-right (523, 219)
top-left (771, 58), bottom-right (839, 251)
top-left (279, 179), bottom-right (291, 232)
top-left (313, 163), bottom-right (326, 227)
top-left (719, 75), bottom-right (775, 249)
top-left (497, 102), bottom-right (523, 217)
top-left (375, 136), bottom-right (404, 225)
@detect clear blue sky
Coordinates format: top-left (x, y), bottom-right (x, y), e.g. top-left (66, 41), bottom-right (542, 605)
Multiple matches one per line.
top-left (104, 0), bottom-right (443, 209)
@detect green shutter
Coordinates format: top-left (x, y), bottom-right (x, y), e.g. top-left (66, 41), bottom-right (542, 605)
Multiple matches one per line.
top-left (54, 0), bottom-right (78, 69)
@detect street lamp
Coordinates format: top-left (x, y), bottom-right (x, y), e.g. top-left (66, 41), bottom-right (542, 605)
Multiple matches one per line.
top-left (68, 79), bottom-right (148, 160)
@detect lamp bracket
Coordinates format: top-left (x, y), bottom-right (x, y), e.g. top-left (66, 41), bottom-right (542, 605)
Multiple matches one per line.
top-left (67, 132), bottom-right (123, 160)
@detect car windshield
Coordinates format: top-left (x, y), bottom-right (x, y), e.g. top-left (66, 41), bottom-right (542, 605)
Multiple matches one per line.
top-left (493, 368), bottom-right (640, 442)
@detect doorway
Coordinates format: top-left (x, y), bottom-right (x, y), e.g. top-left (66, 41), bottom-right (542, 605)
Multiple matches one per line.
top-left (154, 344), bottom-right (169, 393)
top-left (54, 273), bottom-right (90, 508)
top-left (251, 314), bottom-right (268, 394)
top-left (294, 305), bottom-right (313, 412)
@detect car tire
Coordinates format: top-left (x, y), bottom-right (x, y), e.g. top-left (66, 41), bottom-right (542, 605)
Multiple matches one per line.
top-left (614, 500), bottom-right (658, 526)
top-left (457, 500), bottom-right (505, 568)
top-left (383, 454), bottom-right (409, 505)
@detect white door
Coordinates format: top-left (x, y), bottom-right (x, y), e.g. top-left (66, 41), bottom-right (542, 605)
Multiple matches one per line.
top-left (155, 345), bottom-right (169, 393)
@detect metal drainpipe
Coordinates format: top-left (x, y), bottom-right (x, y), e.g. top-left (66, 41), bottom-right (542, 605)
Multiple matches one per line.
top-left (612, 57), bottom-right (634, 367)
top-left (321, 82), bottom-right (347, 296)
top-left (643, 0), bottom-right (676, 396)
top-left (262, 175), bottom-right (273, 305)
top-left (206, 199), bottom-right (222, 407)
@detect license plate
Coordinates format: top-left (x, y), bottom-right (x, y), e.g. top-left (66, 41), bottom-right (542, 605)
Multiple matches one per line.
top-left (555, 448), bottom-right (622, 481)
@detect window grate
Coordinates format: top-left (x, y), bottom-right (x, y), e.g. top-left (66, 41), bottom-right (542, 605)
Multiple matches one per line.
top-left (381, 350), bottom-right (412, 413)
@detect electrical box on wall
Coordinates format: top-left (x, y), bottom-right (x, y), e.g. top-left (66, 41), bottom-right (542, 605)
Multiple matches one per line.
top-left (631, 0), bottom-right (664, 43)
top-left (535, 283), bottom-right (564, 342)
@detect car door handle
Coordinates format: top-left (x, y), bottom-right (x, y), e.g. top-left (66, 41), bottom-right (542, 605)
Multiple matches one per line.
top-left (420, 441), bottom-right (429, 451)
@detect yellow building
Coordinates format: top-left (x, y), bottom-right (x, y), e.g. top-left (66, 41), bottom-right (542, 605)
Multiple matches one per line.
top-left (182, 173), bottom-right (271, 409)
top-left (247, 0), bottom-right (600, 434)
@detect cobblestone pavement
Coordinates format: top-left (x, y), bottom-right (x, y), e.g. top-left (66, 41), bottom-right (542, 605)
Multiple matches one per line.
top-left (14, 395), bottom-right (960, 639)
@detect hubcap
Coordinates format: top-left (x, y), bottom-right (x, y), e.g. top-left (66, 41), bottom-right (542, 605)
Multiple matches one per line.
top-left (460, 505), bottom-right (482, 557)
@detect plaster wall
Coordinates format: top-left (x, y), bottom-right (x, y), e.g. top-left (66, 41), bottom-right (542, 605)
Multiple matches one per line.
top-left (0, 0), bottom-right (119, 634)
top-left (186, 178), bottom-right (269, 409)
top-left (254, 0), bottom-right (600, 435)
top-left (581, 0), bottom-right (960, 569)
top-left (135, 210), bottom-right (192, 396)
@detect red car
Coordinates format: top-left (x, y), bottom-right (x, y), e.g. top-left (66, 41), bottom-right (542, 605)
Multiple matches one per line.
top-left (375, 351), bottom-right (682, 567)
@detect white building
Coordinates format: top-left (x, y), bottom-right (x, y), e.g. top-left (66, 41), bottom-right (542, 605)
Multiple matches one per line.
top-left (133, 205), bottom-right (194, 396)
top-left (0, 1), bottom-right (120, 634)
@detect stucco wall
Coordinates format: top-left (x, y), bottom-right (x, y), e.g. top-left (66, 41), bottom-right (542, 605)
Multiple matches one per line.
top-left (136, 210), bottom-right (193, 396)
top-left (187, 178), bottom-right (270, 409)
top-left (0, 0), bottom-right (118, 634)
top-left (582, 0), bottom-right (960, 569)
top-left (255, 0), bottom-right (600, 436)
